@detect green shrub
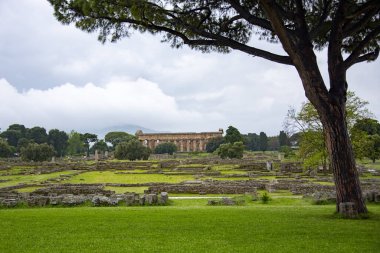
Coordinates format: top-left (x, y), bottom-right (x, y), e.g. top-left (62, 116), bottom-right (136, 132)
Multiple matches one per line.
top-left (154, 142), bottom-right (177, 155)
top-left (0, 138), bottom-right (13, 157)
top-left (115, 140), bottom-right (151, 160)
top-left (20, 143), bottom-right (54, 162)
top-left (261, 191), bottom-right (271, 204)
top-left (216, 141), bottom-right (244, 159)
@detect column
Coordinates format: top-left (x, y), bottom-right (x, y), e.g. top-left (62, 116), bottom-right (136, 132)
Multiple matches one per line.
top-left (199, 139), bottom-right (203, 151)
top-left (180, 140), bottom-right (184, 152)
top-left (149, 140), bottom-right (154, 149)
top-left (193, 140), bottom-right (197, 151)
top-left (187, 140), bottom-right (191, 152)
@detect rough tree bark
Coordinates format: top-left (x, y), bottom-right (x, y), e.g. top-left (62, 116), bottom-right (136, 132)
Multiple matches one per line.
top-left (320, 98), bottom-right (367, 213)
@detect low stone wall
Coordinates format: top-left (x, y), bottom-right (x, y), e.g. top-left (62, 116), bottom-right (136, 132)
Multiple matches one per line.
top-left (148, 180), bottom-right (267, 194)
top-left (0, 191), bottom-right (168, 208)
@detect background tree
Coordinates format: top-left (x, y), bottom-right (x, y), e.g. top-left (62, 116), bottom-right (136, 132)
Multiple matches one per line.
top-left (7, 124), bottom-right (27, 134)
top-left (285, 92), bottom-right (373, 169)
top-left (48, 129), bottom-right (69, 157)
top-left (267, 136), bottom-right (280, 151)
top-left (114, 140), bottom-right (151, 161)
top-left (90, 139), bottom-right (109, 154)
top-left (259, 132), bottom-right (268, 152)
top-left (105, 131), bottom-right (136, 149)
top-left (67, 131), bottom-right (84, 156)
top-left (243, 133), bottom-right (260, 151)
top-left (20, 143), bottom-right (55, 162)
top-left (49, 0), bottom-right (380, 214)
top-left (0, 138), bottom-right (12, 158)
top-left (17, 138), bottom-right (31, 153)
top-left (81, 133), bottom-right (98, 157)
top-left (217, 141), bottom-right (245, 159)
top-left (279, 131), bottom-right (289, 147)
top-left (351, 118), bottom-right (380, 163)
top-left (0, 129), bottom-right (23, 147)
top-left (205, 136), bottom-right (224, 153)
top-left (27, 126), bottom-right (48, 144)
top-left (154, 142), bottom-right (177, 155)
top-left (224, 126), bottom-right (243, 144)
top-left (298, 130), bottom-right (328, 170)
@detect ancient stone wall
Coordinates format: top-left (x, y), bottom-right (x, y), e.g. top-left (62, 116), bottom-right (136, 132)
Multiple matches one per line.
top-left (135, 129), bottom-right (223, 152)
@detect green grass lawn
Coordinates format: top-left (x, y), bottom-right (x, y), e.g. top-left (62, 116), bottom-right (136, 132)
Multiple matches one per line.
top-left (67, 171), bottom-right (195, 184)
top-left (0, 204), bottom-right (378, 253)
top-left (0, 170), bottom-right (78, 188)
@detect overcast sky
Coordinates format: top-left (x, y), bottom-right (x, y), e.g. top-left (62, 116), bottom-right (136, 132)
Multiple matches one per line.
top-left (0, 0), bottom-right (379, 136)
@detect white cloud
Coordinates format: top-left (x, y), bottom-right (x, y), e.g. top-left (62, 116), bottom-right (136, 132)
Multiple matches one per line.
top-left (0, 78), bottom-right (207, 133)
top-left (0, 0), bottom-right (379, 137)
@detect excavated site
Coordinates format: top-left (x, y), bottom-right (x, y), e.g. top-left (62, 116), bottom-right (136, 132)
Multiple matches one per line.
top-left (1, 155), bottom-right (379, 207)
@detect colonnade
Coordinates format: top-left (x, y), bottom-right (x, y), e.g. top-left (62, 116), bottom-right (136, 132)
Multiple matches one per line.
top-left (143, 139), bottom-right (206, 152)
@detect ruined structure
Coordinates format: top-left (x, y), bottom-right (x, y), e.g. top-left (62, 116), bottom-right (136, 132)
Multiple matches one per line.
top-left (136, 129), bottom-right (223, 152)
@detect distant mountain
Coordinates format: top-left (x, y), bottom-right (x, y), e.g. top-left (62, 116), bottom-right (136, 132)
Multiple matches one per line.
top-left (95, 124), bottom-right (158, 139)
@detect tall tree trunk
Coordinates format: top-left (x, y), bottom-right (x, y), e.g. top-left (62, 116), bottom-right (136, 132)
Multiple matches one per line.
top-left (317, 97), bottom-right (367, 214)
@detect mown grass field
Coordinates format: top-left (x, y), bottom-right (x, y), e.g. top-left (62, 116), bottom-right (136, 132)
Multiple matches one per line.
top-left (1, 155), bottom-right (379, 253)
top-left (0, 203), bottom-right (379, 253)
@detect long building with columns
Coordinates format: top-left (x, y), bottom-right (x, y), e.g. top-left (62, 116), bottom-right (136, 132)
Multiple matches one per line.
top-left (135, 129), bottom-right (224, 152)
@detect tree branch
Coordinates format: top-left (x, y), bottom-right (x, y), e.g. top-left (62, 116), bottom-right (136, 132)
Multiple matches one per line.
top-left (226, 0), bottom-right (274, 31)
top-left (345, 49), bottom-right (379, 70)
top-left (309, 0), bottom-right (332, 39)
top-left (90, 12), bottom-right (293, 65)
top-left (328, 1), bottom-right (346, 74)
top-left (259, 0), bottom-right (297, 56)
top-left (344, 26), bottom-right (380, 69)
top-left (343, 7), bottom-right (380, 37)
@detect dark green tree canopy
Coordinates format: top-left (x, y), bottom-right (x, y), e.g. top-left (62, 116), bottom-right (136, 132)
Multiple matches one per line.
top-left (7, 124), bottom-right (27, 135)
top-left (0, 130), bottom-right (22, 147)
top-left (48, 129), bottom-right (69, 157)
top-left (154, 142), bottom-right (177, 155)
top-left (0, 138), bottom-right (13, 158)
top-left (217, 141), bottom-right (245, 159)
top-left (105, 131), bottom-right (136, 148)
top-left (225, 126), bottom-right (243, 144)
top-left (259, 132), bottom-right (268, 151)
top-left (20, 143), bottom-right (55, 162)
top-left (27, 127), bottom-right (48, 144)
top-left (91, 139), bottom-right (109, 153)
top-left (352, 118), bottom-right (380, 135)
top-left (243, 133), bottom-right (260, 151)
top-left (279, 130), bottom-right (289, 147)
top-left (114, 140), bottom-right (151, 160)
top-left (81, 133), bottom-right (98, 156)
top-left (205, 136), bottom-right (224, 153)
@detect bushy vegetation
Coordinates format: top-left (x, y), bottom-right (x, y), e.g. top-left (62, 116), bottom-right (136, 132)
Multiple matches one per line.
top-left (114, 140), bottom-right (151, 160)
top-left (0, 139), bottom-right (13, 158)
top-left (261, 191), bottom-right (271, 204)
top-left (20, 143), bottom-right (55, 162)
top-left (154, 142), bottom-right (177, 155)
top-left (205, 137), bottom-right (224, 153)
top-left (217, 142), bottom-right (245, 159)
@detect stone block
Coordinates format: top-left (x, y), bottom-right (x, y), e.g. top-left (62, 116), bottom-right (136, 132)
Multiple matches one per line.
top-left (160, 192), bottom-right (168, 204)
top-left (139, 195), bottom-right (146, 205)
top-left (146, 194), bottom-right (158, 205)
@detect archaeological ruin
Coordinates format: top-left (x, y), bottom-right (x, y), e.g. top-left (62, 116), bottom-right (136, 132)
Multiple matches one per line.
top-left (135, 129), bottom-right (224, 152)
